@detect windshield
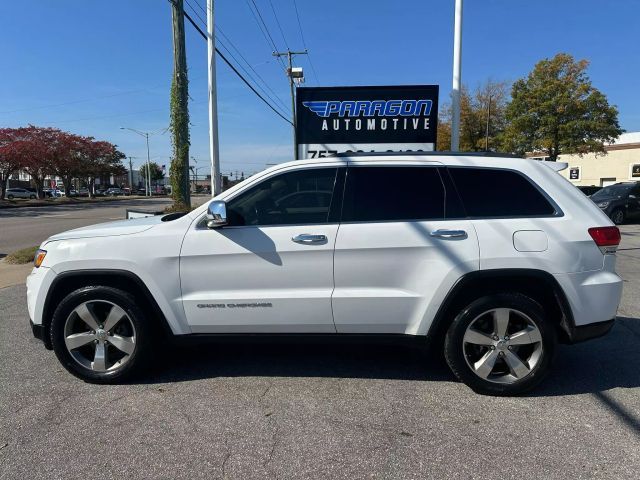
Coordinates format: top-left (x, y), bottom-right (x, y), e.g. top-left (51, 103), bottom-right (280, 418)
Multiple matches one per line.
top-left (591, 184), bottom-right (633, 200)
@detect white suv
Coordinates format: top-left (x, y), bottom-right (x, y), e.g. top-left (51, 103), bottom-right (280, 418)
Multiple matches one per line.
top-left (26, 153), bottom-right (623, 395)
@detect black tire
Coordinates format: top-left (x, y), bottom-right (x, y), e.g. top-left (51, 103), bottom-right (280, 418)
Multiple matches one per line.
top-left (610, 208), bottom-right (625, 225)
top-left (29, 194), bottom-right (36, 199)
top-left (50, 286), bottom-right (154, 383)
top-left (7, 194), bottom-right (14, 199)
top-left (444, 293), bottom-right (556, 396)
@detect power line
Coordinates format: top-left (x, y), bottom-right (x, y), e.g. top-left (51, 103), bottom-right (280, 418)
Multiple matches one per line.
top-left (182, 1), bottom-right (289, 115)
top-left (292, 0), bottom-right (320, 85)
top-left (245, 0), bottom-right (287, 70)
top-left (216, 26), bottom-right (288, 110)
top-left (268, 0), bottom-right (289, 50)
top-left (181, 9), bottom-right (293, 126)
top-left (182, 1), bottom-right (288, 113)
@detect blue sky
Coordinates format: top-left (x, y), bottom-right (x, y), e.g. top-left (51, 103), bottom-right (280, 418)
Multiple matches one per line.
top-left (1, 0), bottom-right (639, 174)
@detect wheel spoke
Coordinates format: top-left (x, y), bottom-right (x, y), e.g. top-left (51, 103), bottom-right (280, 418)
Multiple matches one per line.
top-left (75, 303), bottom-right (100, 330)
top-left (504, 350), bottom-right (531, 379)
top-left (92, 342), bottom-right (107, 371)
top-left (103, 305), bottom-right (127, 332)
top-left (108, 334), bottom-right (135, 355)
top-left (65, 332), bottom-right (96, 350)
top-left (493, 308), bottom-right (510, 338)
top-left (463, 328), bottom-right (494, 346)
top-left (509, 326), bottom-right (542, 345)
top-left (473, 349), bottom-right (499, 379)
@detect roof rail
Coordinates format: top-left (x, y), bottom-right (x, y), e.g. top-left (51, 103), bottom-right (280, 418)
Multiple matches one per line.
top-left (330, 151), bottom-right (523, 159)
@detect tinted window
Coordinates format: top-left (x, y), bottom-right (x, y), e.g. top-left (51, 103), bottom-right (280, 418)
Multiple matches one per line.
top-left (342, 166), bottom-right (445, 222)
top-left (591, 184), bottom-right (634, 200)
top-left (226, 168), bottom-right (337, 226)
top-left (448, 167), bottom-right (556, 217)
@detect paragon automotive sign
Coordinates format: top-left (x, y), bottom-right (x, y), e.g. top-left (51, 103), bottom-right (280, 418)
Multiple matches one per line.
top-left (296, 85), bottom-right (438, 159)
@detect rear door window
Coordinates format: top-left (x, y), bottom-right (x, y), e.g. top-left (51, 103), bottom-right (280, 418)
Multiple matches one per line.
top-left (447, 167), bottom-right (557, 217)
top-left (342, 166), bottom-right (445, 222)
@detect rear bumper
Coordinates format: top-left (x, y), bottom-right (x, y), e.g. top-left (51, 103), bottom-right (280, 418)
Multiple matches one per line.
top-left (564, 318), bottom-right (615, 343)
top-left (553, 269), bottom-right (622, 327)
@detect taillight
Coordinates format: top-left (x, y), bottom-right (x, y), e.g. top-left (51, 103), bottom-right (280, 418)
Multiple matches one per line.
top-left (588, 226), bottom-right (620, 253)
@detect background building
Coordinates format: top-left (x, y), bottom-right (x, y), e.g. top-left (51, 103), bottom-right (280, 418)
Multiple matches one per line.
top-left (549, 132), bottom-right (640, 187)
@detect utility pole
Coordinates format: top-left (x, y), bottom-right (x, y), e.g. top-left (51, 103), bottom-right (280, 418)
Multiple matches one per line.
top-left (451, 0), bottom-right (463, 151)
top-left (485, 94), bottom-right (492, 151)
top-left (273, 49), bottom-right (307, 160)
top-left (206, 0), bottom-right (221, 196)
top-left (170, 0), bottom-right (191, 207)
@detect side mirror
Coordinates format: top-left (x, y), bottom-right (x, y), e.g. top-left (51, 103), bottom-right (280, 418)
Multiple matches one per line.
top-left (206, 200), bottom-right (228, 228)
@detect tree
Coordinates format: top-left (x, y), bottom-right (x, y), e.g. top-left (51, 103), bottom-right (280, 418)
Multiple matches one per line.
top-left (79, 140), bottom-right (126, 197)
top-left (49, 131), bottom-right (88, 196)
top-left (0, 128), bottom-right (28, 200)
top-left (437, 80), bottom-right (509, 152)
top-left (138, 162), bottom-right (164, 185)
top-left (502, 53), bottom-right (623, 161)
top-left (19, 126), bottom-right (57, 198)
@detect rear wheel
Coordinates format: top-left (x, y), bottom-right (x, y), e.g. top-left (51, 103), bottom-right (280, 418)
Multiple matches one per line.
top-left (444, 293), bottom-right (556, 395)
top-left (610, 208), bottom-right (625, 225)
top-left (50, 286), bottom-right (154, 383)
top-left (29, 194), bottom-right (36, 199)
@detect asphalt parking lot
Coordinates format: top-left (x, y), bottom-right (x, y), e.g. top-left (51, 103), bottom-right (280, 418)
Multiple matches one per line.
top-left (1, 226), bottom-right (639, 479)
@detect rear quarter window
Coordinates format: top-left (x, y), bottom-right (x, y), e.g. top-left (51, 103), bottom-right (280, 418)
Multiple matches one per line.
top-left (448, 167), bottom-right (557, 217)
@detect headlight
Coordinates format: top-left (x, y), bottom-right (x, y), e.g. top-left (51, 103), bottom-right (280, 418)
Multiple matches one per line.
top-left (34, 249), bottom-right (47, 267)
top-left (597, 201), bottom-right (610, 208)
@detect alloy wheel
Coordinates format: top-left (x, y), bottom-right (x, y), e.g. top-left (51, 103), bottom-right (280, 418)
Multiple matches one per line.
top-left (462, 308), bottom-right (543, 384)
top-left (63, 300), bottom-right (136, 372)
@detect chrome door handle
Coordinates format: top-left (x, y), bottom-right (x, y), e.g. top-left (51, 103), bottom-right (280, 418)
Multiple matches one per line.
top-left (430, 229), bottom-right (467, 239)
top-left (292, 233), bottom-right (327, 244)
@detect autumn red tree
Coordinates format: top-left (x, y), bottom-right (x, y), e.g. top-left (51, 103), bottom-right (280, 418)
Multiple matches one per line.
top-left (0, 127), bottom-right (29, 200)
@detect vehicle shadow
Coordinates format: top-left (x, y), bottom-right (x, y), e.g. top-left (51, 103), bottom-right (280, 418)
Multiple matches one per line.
top-left (527, 316), bottom-right (640, 396)
top-left (139, 317), bottom-right (640, 397)
top-left (143, 341), bottom-right (452, 384)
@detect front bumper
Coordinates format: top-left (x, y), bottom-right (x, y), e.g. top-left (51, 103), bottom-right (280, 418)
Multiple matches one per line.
top-left (30, 319), bottom-right (45, 342)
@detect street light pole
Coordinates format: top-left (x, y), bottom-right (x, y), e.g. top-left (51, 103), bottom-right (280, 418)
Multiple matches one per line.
top-left (451, 0), bottom-right (463, 152)
top-left (120, 127), bottom-right (153, 197)
top-left (485, 94), bottom-right (492, 151)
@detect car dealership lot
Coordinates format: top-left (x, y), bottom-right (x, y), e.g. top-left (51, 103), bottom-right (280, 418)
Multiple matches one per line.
top-left (0, 226), bottom-right (639, 479)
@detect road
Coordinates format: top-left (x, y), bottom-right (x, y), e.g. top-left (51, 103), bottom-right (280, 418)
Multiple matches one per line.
top-left (0, 226), bottom-right (639, 478)
top-left (0, 197), bottom-right (208, 256)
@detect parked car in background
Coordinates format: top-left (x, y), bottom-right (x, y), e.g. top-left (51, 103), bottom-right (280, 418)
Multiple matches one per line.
top-left (78, 188), bottom-right (89, 197)
top-left (5, 187), bottom-right (36, 199)
top-left (590, 181), bottom-right (640, 224)
top-left (577, 185), bottom-right (602, 196)
top-left (28, 153), bottom-right (623, 395)
top-left (94, 189), bottom-right (106, 197)
top-left (105, 188), bottom-right (124, 196)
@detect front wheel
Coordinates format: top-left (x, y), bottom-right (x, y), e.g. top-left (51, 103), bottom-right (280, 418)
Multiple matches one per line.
top-left (50, 286), bottom-right (154, 383)
top-left (7, 194), bottom-right (14, 199)
top-left (444, 293), bottom-right (556, 396)
top-left (29, 194), bottom-right (36, 199)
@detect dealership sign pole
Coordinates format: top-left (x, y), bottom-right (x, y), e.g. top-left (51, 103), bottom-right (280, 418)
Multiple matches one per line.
top-left (451, 0), bottom-right (463, 151)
